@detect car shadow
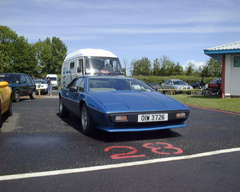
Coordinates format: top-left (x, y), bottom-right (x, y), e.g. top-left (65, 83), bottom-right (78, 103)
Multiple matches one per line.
top-left (56, 113), bottom-right (182, 142)
top-left (0, 113), bottom-right (11, 128)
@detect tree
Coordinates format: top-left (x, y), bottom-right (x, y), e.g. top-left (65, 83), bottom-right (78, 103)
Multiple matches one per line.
top-left (122, 58), bottom-right (129, 76)
top-left (34, 37), bottom-right (67, 74)
top-left (185, 62), bottom-right (195, 76)
top-left (201, 58), bottom-right (222, 77)
top-left (152, 58), bottom-right (160, 76)
top-left (51, 37), bottom-right (67, 74)
top-left (0, 26), bottom-right (18, 72)
top-left (130, 57), bottom-right (152, 76)
top-left (173, 62), bottom-right (184, 75)
top-left (12, 36), bottom-right (38, 75)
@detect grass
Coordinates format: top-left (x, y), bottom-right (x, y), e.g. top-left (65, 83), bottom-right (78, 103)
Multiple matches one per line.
top-left (170, 95), bottom-right (240, 113)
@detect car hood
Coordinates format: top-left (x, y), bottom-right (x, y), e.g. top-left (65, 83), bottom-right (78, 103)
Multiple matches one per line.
top-left (89, 91), bottom-right (188, 112)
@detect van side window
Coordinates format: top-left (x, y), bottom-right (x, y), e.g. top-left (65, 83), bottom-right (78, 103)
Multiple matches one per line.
top-left (77, 59), bottom-right (83, 73)
top-left (70, 62), bottom-right (74, 69)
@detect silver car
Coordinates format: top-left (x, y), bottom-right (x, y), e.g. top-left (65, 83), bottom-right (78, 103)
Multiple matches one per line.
top-left (161, 79), bottom-right (193, 93)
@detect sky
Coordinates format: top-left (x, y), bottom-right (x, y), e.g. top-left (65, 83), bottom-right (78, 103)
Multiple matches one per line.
top-left (1, 0), bottom-right (240, 74)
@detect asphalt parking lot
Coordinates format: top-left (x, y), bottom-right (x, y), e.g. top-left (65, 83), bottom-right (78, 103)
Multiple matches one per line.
top-left (0, 95), bottom-right (240, 192)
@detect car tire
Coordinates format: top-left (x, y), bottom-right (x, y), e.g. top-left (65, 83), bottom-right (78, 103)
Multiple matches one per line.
top-left (30, 90), bottom-right (36, 99)
top-left (81, 103), bottom-right (95, 135)
top-left (13, 90), bottom-right (20, 102)
top-left (59, 98), bottom-right (70, 118)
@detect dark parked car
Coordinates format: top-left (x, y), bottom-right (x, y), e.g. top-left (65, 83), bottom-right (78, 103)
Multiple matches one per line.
top-left (208, 77), bottom-right (222, 94)
top-left (59, 76), bottom-right (190, 135)
top-left (0, 73), bottom-right (36, 102)
top-left (148, 83), bottom-right (161, 90)
top-left (191, 82), bottom-right (201, 89)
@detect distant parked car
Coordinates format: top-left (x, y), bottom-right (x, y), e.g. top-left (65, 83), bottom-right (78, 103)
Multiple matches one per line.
top-left (208, 77), bottom-right (222, 94)
top-left (191, 82), bottom-right (201, 89)
top-left (34, 79), bottom-right (48, 94)
top-left (0, 81), bottom-right (12, 127)
top-left (0, 73), bottom-right (36, 102)
top-left (161, 79), bottom-right (193, 93)
top-left (148, 83), bottom-right (161, 90)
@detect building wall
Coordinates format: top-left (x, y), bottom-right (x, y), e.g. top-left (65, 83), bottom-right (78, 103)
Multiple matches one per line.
top-left (224, 55), bottom-right (240, 97)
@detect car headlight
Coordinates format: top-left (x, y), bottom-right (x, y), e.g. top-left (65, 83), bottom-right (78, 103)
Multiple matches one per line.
top-left (176, 112), bottom-right (187, 118)
top-left (115, 115), bottom-right (128, 122)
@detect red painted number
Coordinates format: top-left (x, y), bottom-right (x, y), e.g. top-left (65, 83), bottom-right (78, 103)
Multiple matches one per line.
top-left (104, 146), bottom-right (146, 159)
top-left (142, 142), bottom-right (183, 155)
top-left (104, 142), bottom-right (183, 159)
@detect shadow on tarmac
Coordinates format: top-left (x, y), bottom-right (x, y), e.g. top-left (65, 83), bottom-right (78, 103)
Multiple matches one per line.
top-left (56, 113), bottom-right (182, 143)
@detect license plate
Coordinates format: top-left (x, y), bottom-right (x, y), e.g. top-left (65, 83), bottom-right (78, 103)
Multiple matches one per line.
top-left (138, 113), bottom-right (168, 122)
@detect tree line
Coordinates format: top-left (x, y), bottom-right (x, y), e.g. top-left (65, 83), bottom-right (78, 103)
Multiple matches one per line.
top-left (127, 55), bottom-right (222, 77)
top-left (0, 26), bottom-right (67, 77)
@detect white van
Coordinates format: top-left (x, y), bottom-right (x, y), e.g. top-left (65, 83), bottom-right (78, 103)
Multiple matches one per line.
top-left (61, 49), bottom-right (124, 88)
top-left (46, 74), bottom-right (59, 89)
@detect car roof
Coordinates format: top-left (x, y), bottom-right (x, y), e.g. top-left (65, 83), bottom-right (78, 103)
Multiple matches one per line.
top-left (0, 73), bottom-right (28, 75)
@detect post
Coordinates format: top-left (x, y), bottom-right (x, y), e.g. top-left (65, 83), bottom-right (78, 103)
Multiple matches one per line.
top-left (222, 54), bottom-right (225, 99)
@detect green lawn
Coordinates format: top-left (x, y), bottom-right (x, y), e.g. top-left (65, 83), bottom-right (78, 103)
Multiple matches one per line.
top-left (170, 95), bottom-right (240, 113)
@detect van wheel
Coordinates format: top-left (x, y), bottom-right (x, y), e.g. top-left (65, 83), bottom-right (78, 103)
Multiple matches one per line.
top-left (30, 90), bottom-right (36, 99)
top-left (14, 90), bottom-right (20, 102)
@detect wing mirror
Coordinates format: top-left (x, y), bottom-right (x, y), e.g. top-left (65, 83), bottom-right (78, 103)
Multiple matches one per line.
top-left (69, 86), bottom-right (78, 92)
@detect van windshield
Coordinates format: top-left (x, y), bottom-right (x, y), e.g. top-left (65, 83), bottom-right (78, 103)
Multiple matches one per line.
top-left (84, 57), bottom-right (123, 75)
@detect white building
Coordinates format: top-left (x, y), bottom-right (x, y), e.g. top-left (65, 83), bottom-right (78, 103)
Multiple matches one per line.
top-left (204, 41), bottom-right (240, 98)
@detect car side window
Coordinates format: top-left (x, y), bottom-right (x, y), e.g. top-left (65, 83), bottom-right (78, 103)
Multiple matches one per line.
top-left (25, 75), bottom-right (31, 83)
top-left (76, 77), bottom-right (85, 92)
top-left (20, 74), bottom-right (26, 83)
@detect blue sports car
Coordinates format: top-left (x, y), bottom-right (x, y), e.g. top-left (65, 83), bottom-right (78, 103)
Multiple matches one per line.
top-left (59, 76), bottom-right (190, 135)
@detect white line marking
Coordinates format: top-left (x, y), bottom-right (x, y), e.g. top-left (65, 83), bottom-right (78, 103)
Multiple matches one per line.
top-left (1, 148), bottom-right (240, 181)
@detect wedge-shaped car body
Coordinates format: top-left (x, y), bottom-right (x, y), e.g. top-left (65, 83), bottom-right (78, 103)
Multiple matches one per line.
top-left (0, 81), bottom-right (13, 127)
top-left (59, 76), bottom-right (190, 135)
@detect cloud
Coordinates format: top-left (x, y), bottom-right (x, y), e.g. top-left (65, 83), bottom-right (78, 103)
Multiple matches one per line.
top-left (182, 60), bottom-right (206, 70)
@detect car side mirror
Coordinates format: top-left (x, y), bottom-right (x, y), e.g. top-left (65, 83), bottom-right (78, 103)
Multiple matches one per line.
top-left (69, 86), bottom-right (78, 92)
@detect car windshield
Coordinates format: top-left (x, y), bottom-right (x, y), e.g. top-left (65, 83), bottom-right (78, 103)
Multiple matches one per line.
top-left (49, 77), bottom-right (57, 81)
top-left (0, 74), bottom-right (20, 83)
top-left (173, 81), bottom-right (187, 85)
top-left (88, 77), bottom-right (153, 92)
top-left (85, 57), bottom-right (123, 75)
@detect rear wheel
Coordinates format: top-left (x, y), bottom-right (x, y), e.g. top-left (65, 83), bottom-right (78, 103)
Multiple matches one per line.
top-left (13, 90), bottom-right (20, 102)
top-left (81, 103), bottom-right (95, 135)
top-left (59, 98), bottom-right (70, 118)
top-left (30, 90), bottom-right (36, 99)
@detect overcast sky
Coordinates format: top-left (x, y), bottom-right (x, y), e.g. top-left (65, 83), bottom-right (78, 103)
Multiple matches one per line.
top-left (1, 0), bottom-right (240, 72)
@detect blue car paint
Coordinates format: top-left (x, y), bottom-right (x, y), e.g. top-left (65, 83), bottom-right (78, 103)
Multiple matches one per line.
top-left (60, 76), bottom-right (190, 133)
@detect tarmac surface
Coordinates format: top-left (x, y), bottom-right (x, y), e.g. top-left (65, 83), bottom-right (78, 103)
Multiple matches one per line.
top-left (0, 92), bottom-right (240, 191)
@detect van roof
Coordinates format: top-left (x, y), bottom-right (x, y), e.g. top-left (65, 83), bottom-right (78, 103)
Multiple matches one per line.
top-left (64, 49), bottom-right (118, 61)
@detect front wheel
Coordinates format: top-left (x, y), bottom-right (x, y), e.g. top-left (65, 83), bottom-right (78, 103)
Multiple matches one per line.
top-left (81, 103), bottom-right (95, 135)
top-left (59, 98), bottom-right (70, 118)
